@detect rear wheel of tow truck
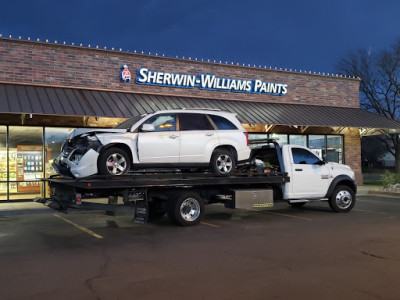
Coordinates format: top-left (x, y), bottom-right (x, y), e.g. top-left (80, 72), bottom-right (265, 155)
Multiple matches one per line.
top-left (98, 147), bottom-right (131, 176)
top-left (167, 192), bottom-right (205, 226)
top-left (329, 185), bottom-right (355, 212)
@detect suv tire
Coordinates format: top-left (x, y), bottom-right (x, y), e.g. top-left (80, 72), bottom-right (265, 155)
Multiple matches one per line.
top-left (98, 147), bottom-right (131, 176)
top-left (210, 148), bottom-right (236, 176)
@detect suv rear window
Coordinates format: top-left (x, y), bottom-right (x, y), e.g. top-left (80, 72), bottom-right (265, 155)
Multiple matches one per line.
top-left (179, 113), bottom-right (214, 131)
top-left (209, 115), bottom-right (237, 130)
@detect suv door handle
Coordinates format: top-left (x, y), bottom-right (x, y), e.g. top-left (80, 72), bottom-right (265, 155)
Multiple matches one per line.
top-left (169, 135), bottom-right (179, 139)
top-left (205, 132), bottom-right (214, 136)
top-left (295, 168), bottom-right (303, 171)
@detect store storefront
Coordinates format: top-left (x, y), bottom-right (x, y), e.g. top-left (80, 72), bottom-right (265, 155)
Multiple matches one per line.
top-left (1, 36), bottom-right (400, 201)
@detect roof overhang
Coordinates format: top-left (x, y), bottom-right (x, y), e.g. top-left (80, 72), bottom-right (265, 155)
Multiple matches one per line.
top-left (1, 83), bottom-right (400, 136)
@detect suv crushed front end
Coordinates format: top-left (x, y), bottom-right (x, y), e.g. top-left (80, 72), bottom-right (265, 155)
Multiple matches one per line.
top-left (53, 133), bottom-right (103, 178)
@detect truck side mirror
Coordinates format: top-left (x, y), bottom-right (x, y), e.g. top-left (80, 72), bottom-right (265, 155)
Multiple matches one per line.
top-left (141, 124), bottom-right (155, 132)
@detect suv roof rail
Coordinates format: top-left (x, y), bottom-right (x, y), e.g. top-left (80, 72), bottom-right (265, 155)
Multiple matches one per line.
top-left (181, 107), bottom-right (222, 111)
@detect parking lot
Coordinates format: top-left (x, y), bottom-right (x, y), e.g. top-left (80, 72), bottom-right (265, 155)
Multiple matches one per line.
top-left (0, 190), bottom-right (400, 300)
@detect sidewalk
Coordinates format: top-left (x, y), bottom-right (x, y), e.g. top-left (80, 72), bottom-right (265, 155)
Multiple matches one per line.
top-left (0, 201), bottom-right (53, 217)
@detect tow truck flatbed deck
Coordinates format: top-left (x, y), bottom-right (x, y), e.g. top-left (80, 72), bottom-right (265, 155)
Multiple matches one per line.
top-left (44, 172), bottom-right (289, 191)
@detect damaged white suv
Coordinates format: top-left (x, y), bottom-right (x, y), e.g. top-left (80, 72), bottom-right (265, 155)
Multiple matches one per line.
top-left (53, 109), bottom-right (251, 178)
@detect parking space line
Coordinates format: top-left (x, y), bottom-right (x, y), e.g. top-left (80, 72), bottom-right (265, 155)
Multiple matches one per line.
top-left (263, 212), bottom-right (312, 221)
top-left (200, 222), bottom-right (220, 228)
top-left (53, 214), bottom-right (103, 239)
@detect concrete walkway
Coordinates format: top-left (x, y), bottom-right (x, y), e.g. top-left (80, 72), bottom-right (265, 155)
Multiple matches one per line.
top-left (0, 200), bottom-right (53, 216)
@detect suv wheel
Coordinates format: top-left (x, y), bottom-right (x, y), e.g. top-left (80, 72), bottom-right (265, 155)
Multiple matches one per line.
top-left (210, 148), bottom-right (236, 176)
top-left (98, 147), bottom-right (131, 176)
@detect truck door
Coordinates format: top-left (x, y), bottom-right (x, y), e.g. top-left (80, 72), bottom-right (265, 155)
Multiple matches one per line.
top-left (137, 113), bottom-right (180, 163)
top-left (289, 147), bottom-right (330, 199)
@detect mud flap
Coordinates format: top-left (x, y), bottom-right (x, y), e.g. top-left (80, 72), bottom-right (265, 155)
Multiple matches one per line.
top-left (123, 189), bottom-right (148, 224)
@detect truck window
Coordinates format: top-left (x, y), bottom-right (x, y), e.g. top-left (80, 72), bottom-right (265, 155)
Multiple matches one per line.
top-left (292, 148), bottom-right (320, 164)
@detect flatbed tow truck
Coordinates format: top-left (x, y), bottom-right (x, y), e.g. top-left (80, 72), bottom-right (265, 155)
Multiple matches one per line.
top-left (41, 140), bottom-right (357, 226)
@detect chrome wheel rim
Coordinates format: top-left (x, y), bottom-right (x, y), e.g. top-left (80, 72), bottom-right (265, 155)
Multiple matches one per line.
top-left (106, 153), bottom-right (127, 175)
top-left (216, 154), bottom-right (233, 174)
top-left (335, 190), bottom-right (352, 209)
top-left (180, 198), bottom-right (201, 222)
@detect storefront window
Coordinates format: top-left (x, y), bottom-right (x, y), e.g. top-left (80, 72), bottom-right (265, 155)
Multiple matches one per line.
top-left (45, 128), bottom-right (73, 177)
top-left (270, 133), bottom-right (288, 145)
top-left (248, 133), bottom-right (269, 149)
top-left (8, 127), bottom-right (43, 200)
top-left (289, 135), bottom-right (307, 147)
top-left (44, 128), bottom-right (74, 197)
top-left (308, 135), bottom-right (326, 161)
top-left (327, 135), bottom-right (343, 163)
top-left (0, 127), bottom-right (7, 200)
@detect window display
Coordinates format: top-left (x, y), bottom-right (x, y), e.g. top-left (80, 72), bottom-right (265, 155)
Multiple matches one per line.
top-left (16, 145), bottom-right (43, 192)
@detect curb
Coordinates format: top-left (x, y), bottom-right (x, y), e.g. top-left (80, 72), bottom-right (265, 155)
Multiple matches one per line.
top-left (368, 190), bottom-right (400, 198)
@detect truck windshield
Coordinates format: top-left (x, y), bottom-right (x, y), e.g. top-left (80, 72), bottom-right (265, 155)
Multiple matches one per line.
top-left (113, 114), bottom-right (147, 129)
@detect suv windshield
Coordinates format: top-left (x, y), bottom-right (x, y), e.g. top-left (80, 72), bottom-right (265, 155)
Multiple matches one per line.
top-left (114, 114), bottom-right (147, 129)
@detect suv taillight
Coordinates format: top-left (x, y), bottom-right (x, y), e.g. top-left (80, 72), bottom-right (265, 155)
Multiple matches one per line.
top-left (244, 132), bottom-right (249, 146)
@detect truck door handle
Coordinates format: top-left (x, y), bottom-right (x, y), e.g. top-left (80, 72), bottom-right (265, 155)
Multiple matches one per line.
top-left (169, 135), bottom-right (179, 139)
top-left (205, 132), bottom-right (214, 136)
top-left (295, 168), bottom-right (303, 171)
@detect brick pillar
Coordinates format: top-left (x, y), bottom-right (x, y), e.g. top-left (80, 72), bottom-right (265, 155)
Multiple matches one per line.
top-left (344, 129), bottom-right (363, 185)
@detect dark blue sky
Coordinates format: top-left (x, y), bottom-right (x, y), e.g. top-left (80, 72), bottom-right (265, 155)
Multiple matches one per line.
top-left (1, 0), bottom-right (399, 74)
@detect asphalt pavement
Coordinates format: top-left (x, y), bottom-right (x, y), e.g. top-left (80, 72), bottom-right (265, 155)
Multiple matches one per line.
top-left (0, 186), bottom-right (399, 300)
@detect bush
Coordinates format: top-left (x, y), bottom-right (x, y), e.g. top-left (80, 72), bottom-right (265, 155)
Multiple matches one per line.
top-left (382, 171), bottom-right (400, 188)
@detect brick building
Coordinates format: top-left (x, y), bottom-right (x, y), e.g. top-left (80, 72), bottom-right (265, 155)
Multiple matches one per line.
top-left (0, 37), bottom-right (399, 200)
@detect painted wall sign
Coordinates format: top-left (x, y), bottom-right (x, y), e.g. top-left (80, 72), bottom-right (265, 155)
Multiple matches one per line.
top-left (120, 66), bottom-right (288, 96)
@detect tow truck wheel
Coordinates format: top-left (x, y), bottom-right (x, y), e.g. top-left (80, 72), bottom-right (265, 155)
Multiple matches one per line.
top-left (167, 192), bottom-right (204, 226)
top-left (98, 147), bottom-right (131, 176)
top-left (210, 148), bottom-right (236, 176)
top-left (329, 185), bottom-right (355, 212)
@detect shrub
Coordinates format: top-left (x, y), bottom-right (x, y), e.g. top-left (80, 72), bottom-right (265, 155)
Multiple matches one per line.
top-left (382, 171), bottom-right (400, 188)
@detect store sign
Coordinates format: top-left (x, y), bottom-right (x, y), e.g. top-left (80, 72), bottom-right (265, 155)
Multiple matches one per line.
top-left (120, 65), bottom-right (288, 95)
top-left (120, 65), bottom-right (132, 83)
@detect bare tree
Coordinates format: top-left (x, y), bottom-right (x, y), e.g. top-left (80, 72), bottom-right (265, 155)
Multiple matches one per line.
top-left (336, 38), bottom-right (400, 171)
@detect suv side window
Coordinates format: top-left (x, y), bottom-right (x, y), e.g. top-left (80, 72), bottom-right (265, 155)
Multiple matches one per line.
top-left (179, 113), bottom-right (214, 131)
top-left (142, 114), bottom-right (176, 132)
top-left (209, 115), bottom-right (238, 130)
top-left (292, 148), bottom-right (320, 164)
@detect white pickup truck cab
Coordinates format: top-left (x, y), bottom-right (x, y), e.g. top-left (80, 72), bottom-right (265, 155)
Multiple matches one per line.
top-left (277, 144), bottom-right (356, 212)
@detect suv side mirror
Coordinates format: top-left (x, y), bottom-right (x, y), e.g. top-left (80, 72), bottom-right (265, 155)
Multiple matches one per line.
top-left (315, 160), bottom-right (326, 165)
top-left (141, 124), bottom-right (155, 132)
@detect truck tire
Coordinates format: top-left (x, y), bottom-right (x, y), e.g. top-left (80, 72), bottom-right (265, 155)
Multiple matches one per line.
top-left (98, 147), bottom-right (131, 176)
top-left (329, 185), bottom-right (355, 212)
top-left (210, 148), bottom-right (236, 176)
top-left (167, 192), bottom-right (205, 226)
